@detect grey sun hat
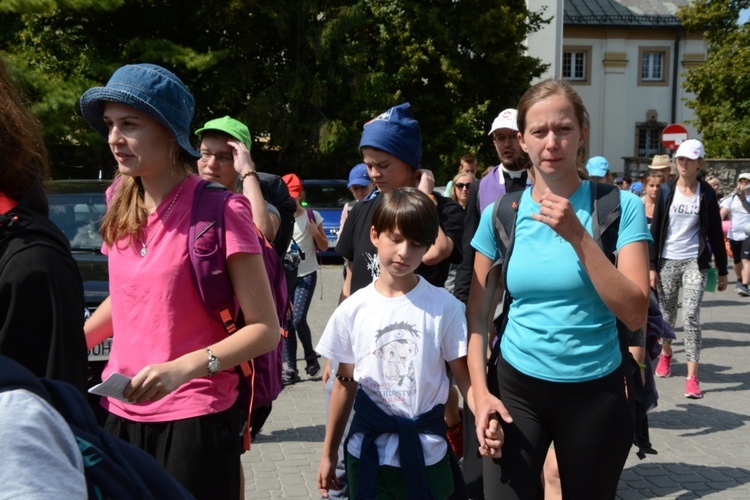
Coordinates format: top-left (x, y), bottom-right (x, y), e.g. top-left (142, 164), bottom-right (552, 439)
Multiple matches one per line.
top-left (80, 63), bottom-right (200, 158)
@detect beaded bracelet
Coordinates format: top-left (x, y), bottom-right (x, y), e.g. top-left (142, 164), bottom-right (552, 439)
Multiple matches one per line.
top-left (240, 170), bottom-right (259, 182)
top-left (335, 373), bottom-right (355, 383)
top-left (637, 362), bottom-right (647, 370)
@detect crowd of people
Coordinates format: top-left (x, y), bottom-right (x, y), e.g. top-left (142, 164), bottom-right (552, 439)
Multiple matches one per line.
top-left (1, 55), bottom-right (748, 499)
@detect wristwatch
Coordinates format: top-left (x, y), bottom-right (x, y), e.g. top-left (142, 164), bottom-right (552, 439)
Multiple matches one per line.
top-left (206, 348), bottom-right (221, 377)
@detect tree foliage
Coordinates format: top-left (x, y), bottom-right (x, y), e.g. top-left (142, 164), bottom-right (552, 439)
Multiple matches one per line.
top-left (679, 0), bottom-right (750, 158)
top-left (0, 1), bottom-right (546, 180)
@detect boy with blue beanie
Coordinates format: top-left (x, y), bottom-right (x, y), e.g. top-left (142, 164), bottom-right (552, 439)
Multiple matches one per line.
top-left (336, 103), bottom-right (464, 295)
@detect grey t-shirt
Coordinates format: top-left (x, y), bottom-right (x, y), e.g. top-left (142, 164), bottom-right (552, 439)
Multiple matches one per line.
top-left (0, 388), bottom-right (86, 499)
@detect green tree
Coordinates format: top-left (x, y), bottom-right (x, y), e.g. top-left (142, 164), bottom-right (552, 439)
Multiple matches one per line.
top-left (0, 0), bottom-right (547, 180)
top-left (679, 0), bottom-right (750, 158)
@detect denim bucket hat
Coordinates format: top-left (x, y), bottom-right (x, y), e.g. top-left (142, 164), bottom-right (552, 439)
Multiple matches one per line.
top-left (80, 63), bottom-right (200, 158)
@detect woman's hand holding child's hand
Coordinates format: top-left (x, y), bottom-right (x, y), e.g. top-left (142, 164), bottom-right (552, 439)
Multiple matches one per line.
top-left (474, 390), bottom-right (512, 458)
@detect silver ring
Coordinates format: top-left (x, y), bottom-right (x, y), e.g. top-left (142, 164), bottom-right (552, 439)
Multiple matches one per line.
top-left (548, 201), bottom-right (553, 208)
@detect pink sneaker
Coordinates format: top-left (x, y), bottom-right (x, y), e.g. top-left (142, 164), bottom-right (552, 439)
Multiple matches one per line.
top-left (655, 353), bottom-right (672, 378)
top-left (685, 376), bottom-right (703, 399)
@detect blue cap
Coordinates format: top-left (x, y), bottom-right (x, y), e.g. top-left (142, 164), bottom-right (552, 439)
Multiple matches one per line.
top-left (614, 177), bottom-right (624, 184)
top-left (359, 103), bottom-right (421, 169)
top-left (348, 163), bottom-right (370, 188)
top-left (585, 156), bottom-right (609, 177)
top-left (80, 64), bottom-right (199, 158)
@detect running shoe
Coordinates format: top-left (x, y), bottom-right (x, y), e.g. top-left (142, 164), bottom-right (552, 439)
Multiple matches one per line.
top-left (736, 283), bottom-right (749, 297)
top-left (655, 353), bottom-right (672, 378)
top-left (282, 368), bottom-right (300, 386)
top-left (305, 361), bottom-right (321, 378)
top-left (685, 376), bottom-right (703, 399)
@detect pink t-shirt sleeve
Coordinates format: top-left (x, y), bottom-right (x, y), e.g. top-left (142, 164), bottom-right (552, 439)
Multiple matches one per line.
top-left (223, 194), bottom-right (262, 257)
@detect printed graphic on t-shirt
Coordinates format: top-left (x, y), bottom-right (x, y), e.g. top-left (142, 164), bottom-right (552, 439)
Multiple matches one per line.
top-left (669, 197), bottom-right (699, 217)
top-left (369, 322), bottom-right (420, 406)
top-left (364, 252), bottom-right (380, 282)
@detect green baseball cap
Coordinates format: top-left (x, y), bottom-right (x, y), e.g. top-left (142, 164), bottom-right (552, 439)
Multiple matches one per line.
top-left (194, 115), bottom-right (251, 150)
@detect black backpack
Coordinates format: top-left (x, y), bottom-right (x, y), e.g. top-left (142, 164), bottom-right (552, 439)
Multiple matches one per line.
top-left (257, 172), bottom-right (296, 258)
top-left (488, 181), bottom-right (655, 458)
top-left (0, 355), bottom-right (194, 499)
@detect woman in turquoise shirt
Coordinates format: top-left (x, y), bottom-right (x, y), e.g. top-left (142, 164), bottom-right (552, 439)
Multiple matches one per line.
top-left (466, 79), bottom-right (651, 499)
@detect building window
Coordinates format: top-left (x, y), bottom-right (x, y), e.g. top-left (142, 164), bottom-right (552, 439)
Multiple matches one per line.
top-left (637, 47), bottom-right (669, 87)
top-left (635, 121), bottom-right (666, 157)
top-left (642, 52), bottom-right (663, 80)
top-left (562, 46), bottom-right (591, 85)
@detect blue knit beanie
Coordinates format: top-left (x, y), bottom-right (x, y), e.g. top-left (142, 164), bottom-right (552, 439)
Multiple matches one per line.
top-left (359, 103), bottom-right (421, 169)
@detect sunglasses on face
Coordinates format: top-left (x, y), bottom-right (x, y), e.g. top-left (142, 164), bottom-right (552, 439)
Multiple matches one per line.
top-left (454, 183), bottom-right (471, 190)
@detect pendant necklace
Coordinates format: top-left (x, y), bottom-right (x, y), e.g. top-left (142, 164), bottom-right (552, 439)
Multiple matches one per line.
top-left (139, 173), bottom-right (188, 257)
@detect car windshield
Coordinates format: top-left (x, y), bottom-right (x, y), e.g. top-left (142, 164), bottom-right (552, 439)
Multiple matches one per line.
top-left (303, 182), bottom-right (352, 209)
top-left (48, 193), bottom-right (107, 251)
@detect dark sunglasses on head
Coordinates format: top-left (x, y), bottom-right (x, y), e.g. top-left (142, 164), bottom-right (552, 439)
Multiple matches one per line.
top-left (455, 183), bottom-right (471, 190)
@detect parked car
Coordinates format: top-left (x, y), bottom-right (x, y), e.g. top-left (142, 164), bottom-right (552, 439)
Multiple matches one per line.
top-left (301, 179), bottom-right (352, 258)
top-left (46, 180), bottom-right (111, 389)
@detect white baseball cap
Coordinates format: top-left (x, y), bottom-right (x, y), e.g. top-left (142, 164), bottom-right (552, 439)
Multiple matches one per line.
top-left (488, 108), bottom-right (518, 135)
top-left (675, 139), bottom-right (705, 160)
top-left (738, 172), bottom-right (750, 182)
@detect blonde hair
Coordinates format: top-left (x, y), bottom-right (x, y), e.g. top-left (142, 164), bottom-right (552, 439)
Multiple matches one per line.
top-left (646, 172), bottom-right (664, 185)
top-left (517, 79), bottom-right (589, 134)
top-left (101, 158), bottom-right (192, 246)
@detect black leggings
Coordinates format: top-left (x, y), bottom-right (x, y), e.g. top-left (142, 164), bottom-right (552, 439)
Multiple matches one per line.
top-left (483, 354), bottom-right (632, 499)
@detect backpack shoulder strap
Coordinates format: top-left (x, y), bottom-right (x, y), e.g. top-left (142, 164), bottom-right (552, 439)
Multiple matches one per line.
top-left (484, 190), bottom-right (523, 368)
top-left (189, 180), bottom-right (238, 334)
top-left (590, 181), bottom-right (621, 261)
top-left (492, 190), bottom-right (523, 285)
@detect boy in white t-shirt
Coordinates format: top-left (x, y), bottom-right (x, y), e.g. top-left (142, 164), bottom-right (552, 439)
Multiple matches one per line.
top-left (316, 187), bottom-right (501, 499)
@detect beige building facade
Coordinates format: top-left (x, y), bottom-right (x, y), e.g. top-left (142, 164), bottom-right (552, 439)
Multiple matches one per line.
top-left (526, 0), bottom-right (707, 173)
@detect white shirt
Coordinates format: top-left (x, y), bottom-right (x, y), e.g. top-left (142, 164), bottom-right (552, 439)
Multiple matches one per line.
top-left (316, 276), bottom-right (467, 467)
top-left (720, 194), bottom-right (750, 241)
top-left (664, 184), bottom-right (701, 260)
top-left (289, 209), bottom-right (323, 277)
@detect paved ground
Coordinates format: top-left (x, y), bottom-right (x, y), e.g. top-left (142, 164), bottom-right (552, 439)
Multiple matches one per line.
top-left (243, 265), bottom-right (750, 499)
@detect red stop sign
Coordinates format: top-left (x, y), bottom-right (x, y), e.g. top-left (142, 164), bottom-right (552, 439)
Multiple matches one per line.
top-left (662, 124), bottom-right (689, 150)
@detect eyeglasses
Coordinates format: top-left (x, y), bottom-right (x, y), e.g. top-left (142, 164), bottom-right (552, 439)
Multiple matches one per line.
top-left (198, 150), bottom-right (233, 164)
top-left (455, 183), bottom-right (471, 190)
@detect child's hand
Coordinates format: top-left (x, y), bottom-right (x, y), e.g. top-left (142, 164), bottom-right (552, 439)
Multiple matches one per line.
top-left (474, 391), bottom-right (512, 458)
top-left (317, 456), bottom-right (340, 497)
top-left (479, 417), bottom-right (504, 458)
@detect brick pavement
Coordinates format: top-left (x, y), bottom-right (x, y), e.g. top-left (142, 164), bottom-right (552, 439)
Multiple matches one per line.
top-left (243, 265), bottom-right (750, 499)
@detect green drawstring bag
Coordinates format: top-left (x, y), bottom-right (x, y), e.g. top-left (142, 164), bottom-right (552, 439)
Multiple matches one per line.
top-left (705, 267), bottom-right (718, 292)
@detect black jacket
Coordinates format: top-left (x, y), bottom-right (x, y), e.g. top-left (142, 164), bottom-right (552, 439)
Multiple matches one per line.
top-left (0, 201), bottom-right (88, 392)
top-left (649, 178), bottom-right (728, 276)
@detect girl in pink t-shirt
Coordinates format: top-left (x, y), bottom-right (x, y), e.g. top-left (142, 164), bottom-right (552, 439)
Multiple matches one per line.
top-left (80, 64), bottom-right (279, 499)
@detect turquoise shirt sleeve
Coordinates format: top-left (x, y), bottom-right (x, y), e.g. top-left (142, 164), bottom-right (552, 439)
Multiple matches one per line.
top-left (616, 190), bottom-right (653, 250)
